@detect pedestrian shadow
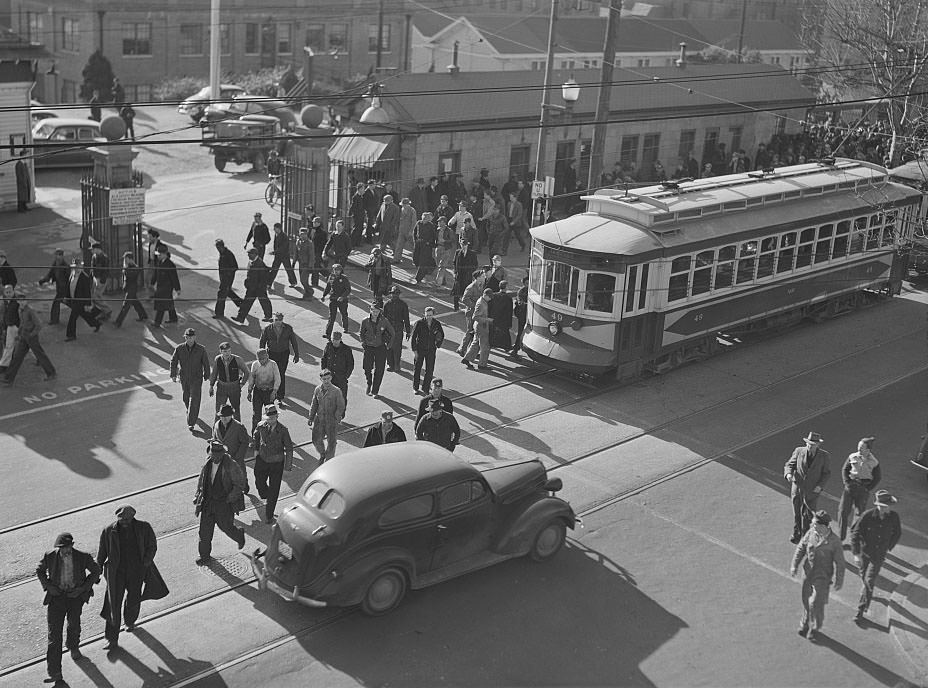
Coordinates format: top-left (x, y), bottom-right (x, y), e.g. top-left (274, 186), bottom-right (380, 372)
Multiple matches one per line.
top-left (813, 632), bottom-right (916, 687)
top-left (75, 656), bottom-right (116, 688)
top-left (109, 627), bottom-right (226, 687)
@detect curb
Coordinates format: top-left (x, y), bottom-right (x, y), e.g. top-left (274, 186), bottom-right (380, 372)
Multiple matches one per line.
top-left (889, 565), bottom-right (928, 687)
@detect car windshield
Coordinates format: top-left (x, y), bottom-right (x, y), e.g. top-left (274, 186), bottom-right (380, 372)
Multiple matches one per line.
top-left (33, 122), bottom-right (56, 137)
top-left (303, 480), bottom-right (346, 518)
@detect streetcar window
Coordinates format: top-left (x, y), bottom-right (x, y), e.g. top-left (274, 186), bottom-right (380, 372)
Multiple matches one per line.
top-left (849, 217), bottom-right (867, 254)
top-left (544, 261), bottom-right (579, 307)
top-left (777, 232), bottom-right (796, 273)
top-left (530, 252), bottom-right (543, 295)
top-left (814, 224), bottom-right (833, 264)
top-left (882, 211), bottom-right (896, 247)
top-left (833, 221), bottom-right (851, 258)
top-left (796, 228), bottom-right (815, 268)
top-left (625, 265), bottom-right (638, 313)
top-left (584, 273), bottom-right (616, 313)
top-left (866, 215), bottom-right (881, 250)
top-left (714, 245), bottom-right (736, 289)
top-left (692, 250), bottom-right (714, 295)
top-left (638, 264), bottom-right (649, 310)
top-left (668, 256), bottom-right (691, 302)
top-left (736, 242), bottom-right (757, 284)
top-left (756, 236), bottom-right (777, 278)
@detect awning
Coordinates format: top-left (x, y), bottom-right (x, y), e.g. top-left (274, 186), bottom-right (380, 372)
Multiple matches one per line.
top-left (328, 127), bottom-right (391, 166)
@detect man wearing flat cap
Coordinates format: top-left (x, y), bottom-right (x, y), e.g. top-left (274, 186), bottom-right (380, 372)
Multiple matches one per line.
top-left (359, 299), bottom-right (395, 398)
top-left (170, 327), bottom-right (212, 433)
top-left (35, 532), bottom-right (101, 683)
top-left (213, 402), bottom-right (251, 493)
top-left (96, 506), bottom-right (167, 650)
top-left (784, 431), bottom-right (831, 544)
top-left (790, 510), bottom-right (845, 641)
top-left (234, 247), bottom-right (273, 324)
top-left (851, 489), bottom-right (902, 623)
top-left (194, 440), bottom-right (247, 564)
top-left (364, 410), bottom-right (406, 447)
top-left (245, 211), bottom-right (270, 259)
top-left (253, 404), bottom-right (294, 523)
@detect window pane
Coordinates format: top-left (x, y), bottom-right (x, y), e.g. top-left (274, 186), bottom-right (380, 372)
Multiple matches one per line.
top-left (180, 24), bottom-right (203, 55)
top-left (736, 241), bottom-right (756, 283)
top-left (777, 246), bottom-right (795, 273)
top-left (439, 483), bottom-right (471, 512)
top-left (277, 23), bottom-right (292, 54)
top-left (671, 255), bottom-right (691, 273)
top-left (379, 495), bottom-right (434, 526)
top-left (718, 245), bottom-right (736, 262)
top-left (637, 264), bottom-right (649, 310)
top-left (306, 23), bottom-right (324, 51)
top-left (530, 252), bottom-right (543, 295)
top-left (584, 273), bottom-right (615, 313)
top-left (668, 274), bottom-right (688, 301)
top-left (329, 24), bottom-right (347, 50)
top-left (881, 211), bottom-right (896, 246)
top-left (814, 226), bottom-right (833, 264)
top-left (625, 265), bottom-right (638, 312)
top-left (245, 24), bottom-right (258, 54)
top-left (544, 261), bottom-right (577, 306)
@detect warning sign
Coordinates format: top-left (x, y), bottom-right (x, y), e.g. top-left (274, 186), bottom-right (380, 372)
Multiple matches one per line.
top-left (109, 188), bottom-right (146, 225)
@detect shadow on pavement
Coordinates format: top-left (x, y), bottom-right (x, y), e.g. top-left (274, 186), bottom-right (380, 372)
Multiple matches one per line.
top-left (813, 632), bottom-right (917, 687)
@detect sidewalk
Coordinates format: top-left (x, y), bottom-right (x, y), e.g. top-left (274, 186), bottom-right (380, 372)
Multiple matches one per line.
top-left (890, 566), bottom-right (928, 686)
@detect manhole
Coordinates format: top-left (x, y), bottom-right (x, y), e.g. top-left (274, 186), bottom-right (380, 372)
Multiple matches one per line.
top-left (196, 554), bottom-right (251, 579)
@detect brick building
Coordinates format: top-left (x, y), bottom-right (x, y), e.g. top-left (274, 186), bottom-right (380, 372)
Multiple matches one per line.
top-left (9, 0), bottom-right (417, 104)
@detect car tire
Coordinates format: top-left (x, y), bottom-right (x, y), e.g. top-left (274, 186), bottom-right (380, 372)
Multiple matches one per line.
top-left (361, 567), bottom-right (407, 616)
top-left (529, 520), bottom-right (566, 562)
top-left (214, 156), bottom-right (227, 172)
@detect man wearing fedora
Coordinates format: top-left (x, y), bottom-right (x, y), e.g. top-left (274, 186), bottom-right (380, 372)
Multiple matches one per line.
top-left (194, 441), bottom-right (247, 564)
top-left (784, 431), bottom-right (831, 544)
top-left (790, 510), bottom-right (845, 641)
top-left (35, 532), bottom-right (101, 684)
top-left (96, 505), bottom-right (167, 650)
top-left (383, 285), bottom-right (410, 373)
top-left (253, 405), bottom-right (294, 523)
top-left (213, 402), bottom-right (251, 493)
top-left (850, 489), bottom-right (902, 623)
top-left (170, 328), bottom-right (212, 433)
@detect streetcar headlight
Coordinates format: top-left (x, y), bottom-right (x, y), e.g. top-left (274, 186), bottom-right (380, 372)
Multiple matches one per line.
top-left (547, 321), bottom-right (561, 336)
top-left (569, 318), bottom-right (583, 331)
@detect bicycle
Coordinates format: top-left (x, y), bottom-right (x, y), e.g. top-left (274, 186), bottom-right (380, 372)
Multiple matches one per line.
top-left (265, 174), bottom-right (283, 208)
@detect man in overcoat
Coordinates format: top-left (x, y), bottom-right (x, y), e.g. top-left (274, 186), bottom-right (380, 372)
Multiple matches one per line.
top-left (170, 327), bottom-right (212, 432)
top-left (150, 244), bottom-right (181, 327)
top-left (35, 532), bottom-right (101, 684)
top-left (65, 260), bottom-right (101, 341)
top-left (784, 431), bottom-right (831, 544)
top-left (213, 402), bottom-right (251, 493)
top-left (38, 248), bottom-right (70, 325)
top-left (195, 441), bottom-right (247, 564)
top-left (213, 239), bottom-right (243, 318)
top-left (96, 505), bottom-right (167, 650)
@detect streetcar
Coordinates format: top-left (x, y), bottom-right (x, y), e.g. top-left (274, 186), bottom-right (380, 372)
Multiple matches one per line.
top-left (523, 159), bottom-right (923, 379)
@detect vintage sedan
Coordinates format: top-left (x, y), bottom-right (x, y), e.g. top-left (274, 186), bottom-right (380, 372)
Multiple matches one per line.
top-left (249, 442), bottom-right (578, 615)
top-left (31, 118), bottom-right (106, 168)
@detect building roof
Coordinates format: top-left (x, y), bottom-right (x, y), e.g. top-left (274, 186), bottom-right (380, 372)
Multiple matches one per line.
top-left (376, 63), bottom-right (815, 130)
top-left (414, 15), bottom-right (801, 56)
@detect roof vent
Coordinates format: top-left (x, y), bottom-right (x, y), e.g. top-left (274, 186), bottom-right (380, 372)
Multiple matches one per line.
top-left (447, 40), bottom-right (460, 75)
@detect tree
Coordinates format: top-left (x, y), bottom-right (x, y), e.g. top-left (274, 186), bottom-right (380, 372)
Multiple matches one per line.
top-left (79, 50), bottom-right (116, 102)
top-left (808, 0), bottom-right (928, 166)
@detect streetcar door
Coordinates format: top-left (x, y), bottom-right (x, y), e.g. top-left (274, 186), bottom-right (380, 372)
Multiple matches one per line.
top-left (617, 262), bottom-right (654, 361)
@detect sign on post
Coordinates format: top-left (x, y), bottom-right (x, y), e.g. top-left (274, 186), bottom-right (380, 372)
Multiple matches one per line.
top-left (531, 181), bottom-right (545, 199)
top-left (109, 188), bottom-right (146, 225)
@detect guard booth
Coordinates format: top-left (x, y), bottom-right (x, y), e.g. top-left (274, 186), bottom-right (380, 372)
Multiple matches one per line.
top-left (80, 143), bottom-right (146, 290)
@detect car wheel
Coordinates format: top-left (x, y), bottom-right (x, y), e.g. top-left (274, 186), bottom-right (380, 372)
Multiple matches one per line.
top-left (529, 520), bottom-right (566, 562)
top-left (361, 567), bottom-right (407, 616)
top-left (214, 156), bottom-right (227, 172)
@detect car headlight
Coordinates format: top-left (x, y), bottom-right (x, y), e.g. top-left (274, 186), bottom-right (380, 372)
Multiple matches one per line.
top-left (547, 321), bottom-right (561, 336)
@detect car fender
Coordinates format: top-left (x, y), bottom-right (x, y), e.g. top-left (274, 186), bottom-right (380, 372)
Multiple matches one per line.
top-left (319, 547), bottom-right (418, 606)
top-left (495, 497), bottom-right (576, 555)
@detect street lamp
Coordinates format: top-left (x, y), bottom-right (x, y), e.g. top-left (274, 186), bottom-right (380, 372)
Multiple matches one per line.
top-left (533, 76), bottom-right (581, 225)
top-left (359, 83), bottom-right (388, 124)
top-left (561, 77), bottom-right (580, 105)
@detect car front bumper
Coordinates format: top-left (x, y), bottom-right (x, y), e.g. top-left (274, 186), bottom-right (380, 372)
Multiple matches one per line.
top-left (246, 550), bottom-right (328, 608)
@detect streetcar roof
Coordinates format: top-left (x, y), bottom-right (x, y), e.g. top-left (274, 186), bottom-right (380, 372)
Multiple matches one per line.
top-left (580, 159), bottom-right (903, 229)
top-left (532, 175), bottom-right (920, 258)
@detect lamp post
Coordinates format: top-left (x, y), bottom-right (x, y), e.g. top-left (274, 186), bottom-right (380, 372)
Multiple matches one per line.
top-left (533, 76), bottom-right (580, 224)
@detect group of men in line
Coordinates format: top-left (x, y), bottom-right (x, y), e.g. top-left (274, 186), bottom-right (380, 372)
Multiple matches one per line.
top-left (784, 432), bottom-right (903, 641)
top-left (35, 506), bottom-right (167, 685)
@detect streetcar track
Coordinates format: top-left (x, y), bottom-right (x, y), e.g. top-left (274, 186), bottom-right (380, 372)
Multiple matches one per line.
top-left (3, 331), bottom-right (925, 683)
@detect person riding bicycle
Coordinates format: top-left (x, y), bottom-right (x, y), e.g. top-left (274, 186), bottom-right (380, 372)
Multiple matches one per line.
top-left (266, 150), bottom-right (283, 205)
top-left (267, 149), bottom-right (282, 177)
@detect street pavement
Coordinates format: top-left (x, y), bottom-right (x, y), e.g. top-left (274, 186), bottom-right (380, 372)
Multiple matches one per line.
top-left (1, 165), bottom-right (927, 686)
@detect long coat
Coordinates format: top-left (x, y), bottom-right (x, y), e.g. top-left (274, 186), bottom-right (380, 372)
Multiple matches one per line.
top-left (152, 255), bottom-right (180, 311)
top-left (97, 519), bottom-right (168, 626)
top-left (194, 455), bottom-right (246, 516)
top-left (785, 446), bottom-right (831, 502)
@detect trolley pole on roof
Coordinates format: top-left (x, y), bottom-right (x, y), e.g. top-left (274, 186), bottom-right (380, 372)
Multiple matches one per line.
top-left (533, 0), bottom-right (559, 226)
top-left (587, 0), bottom-right (621, 193)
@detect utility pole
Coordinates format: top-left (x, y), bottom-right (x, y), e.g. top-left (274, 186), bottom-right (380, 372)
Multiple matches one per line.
top-left (376, 0), bottom-right (385, 70)
top-left (736, 0), bottom-right (747, 63)
top-left (587, 0), bottom-right (621, 191)
top-left (533, 0), bottom-right (558, 224)
top-left (209, 0), bottom-right (220, 107)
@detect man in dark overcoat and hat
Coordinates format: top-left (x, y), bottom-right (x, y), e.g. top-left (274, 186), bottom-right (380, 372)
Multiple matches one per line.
top-left (194, 441), bottom-right (247, 564)
top-left (96, 505), bottom-right (167, 650)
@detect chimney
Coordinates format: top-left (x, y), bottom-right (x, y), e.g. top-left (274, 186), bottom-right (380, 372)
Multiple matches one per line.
top-left (675, 42), bottom-right (687, 68)
top-left (447, 40), bottom-right (460, 75)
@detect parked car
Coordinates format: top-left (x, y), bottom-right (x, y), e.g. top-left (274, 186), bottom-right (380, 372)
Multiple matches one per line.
top-left (31, 118), bottom-right (106, 168)
top-left (178, 84), bottom-right (245, 122)
top-left (200, 95), bottom-right (297, 129)
top-left (249, 442), bottom-right (578, 615)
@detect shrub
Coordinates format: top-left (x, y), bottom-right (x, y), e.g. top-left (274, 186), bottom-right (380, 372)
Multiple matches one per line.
top-left (79, 50), bottom-right (116, 102)
top-left (154, 76), bottom-right (208, 103)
